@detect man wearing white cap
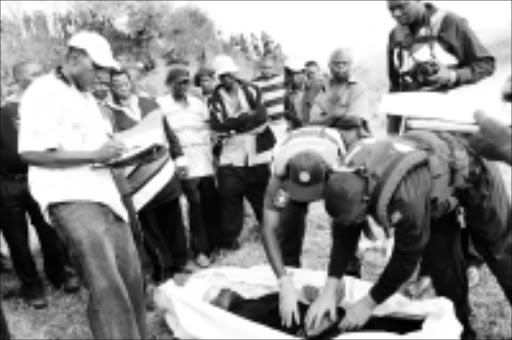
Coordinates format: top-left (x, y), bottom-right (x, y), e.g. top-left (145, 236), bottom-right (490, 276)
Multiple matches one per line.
top-left (208, 55), bottom-right (275, 250)
top-left (18, 31), bottom-right (146, 339)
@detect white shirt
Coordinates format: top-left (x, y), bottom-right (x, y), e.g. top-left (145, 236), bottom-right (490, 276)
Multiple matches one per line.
top-left (18, 73), bottom-right (128, 222)
top-left (158, 94), bottom-right (214, 178)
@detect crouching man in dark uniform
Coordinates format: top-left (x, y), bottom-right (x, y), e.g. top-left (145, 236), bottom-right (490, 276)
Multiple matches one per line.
top-left (304, 131), bottom-right (511, 339)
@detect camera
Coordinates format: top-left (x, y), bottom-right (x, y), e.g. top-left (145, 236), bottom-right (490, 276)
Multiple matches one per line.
top-left (412, 60), bottom-right (441, 86)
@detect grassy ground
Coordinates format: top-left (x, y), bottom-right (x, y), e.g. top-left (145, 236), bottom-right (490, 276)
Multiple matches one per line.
top-left (2, 197), bottom-right (511, 339)
top-left (1, 116), bottom-right (511, 339)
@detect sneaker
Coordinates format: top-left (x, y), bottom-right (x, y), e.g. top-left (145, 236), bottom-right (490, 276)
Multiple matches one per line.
top-left (195, 254), bottom-right (211, 269)
top-left (22, 286), bottom-right (48, 310)
top-left (145, 282), bottom-right (157, 311)
top-left (50, 273), bottom-right (80, 294)
top-left (63, 275), bottom-right (81, 294)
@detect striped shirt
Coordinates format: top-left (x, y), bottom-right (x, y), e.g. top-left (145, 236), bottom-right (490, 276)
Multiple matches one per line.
top-left (253, 74), bottom-right (287, 119)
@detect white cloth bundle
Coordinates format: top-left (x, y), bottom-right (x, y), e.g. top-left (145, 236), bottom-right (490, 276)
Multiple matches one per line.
top-left (155, 266), bottom-right (462, 339)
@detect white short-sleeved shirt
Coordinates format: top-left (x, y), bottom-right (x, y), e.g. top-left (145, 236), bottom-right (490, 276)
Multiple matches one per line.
top-left (158, 94), bottom-right (215, 178)
top-left (18, 72), bottom-right (128, 221)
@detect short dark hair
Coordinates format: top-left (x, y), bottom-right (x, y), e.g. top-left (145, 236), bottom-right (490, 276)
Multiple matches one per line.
top-left (305, 60), bottom-right (319, 68)
top-left (194, 67), bottom-right (215, 87)
top-left (110, 68), bottom-right (132, 81)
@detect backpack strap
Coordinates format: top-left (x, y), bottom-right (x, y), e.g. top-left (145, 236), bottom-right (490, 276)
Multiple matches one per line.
top-left (371, 150), bottom-right (430, 233)
top-left (402, 131), bottom-right (460, 216)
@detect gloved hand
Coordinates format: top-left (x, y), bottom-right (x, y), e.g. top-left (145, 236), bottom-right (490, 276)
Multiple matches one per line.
top-left (338, 295), bottom-right (377, 332)
top-left (278, 275), bottom-right (301, 328)
top-left (305, 285), bottom-right (338, 335)
top-left (404, 276), bottom-right (433, 300)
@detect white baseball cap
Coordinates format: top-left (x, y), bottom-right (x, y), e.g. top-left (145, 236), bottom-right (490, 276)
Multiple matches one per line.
top-left (285, 57), bottom-right (305, 73)
top-left (68, 31), bottom-right (120, 70)
top-left (213, 55), bottom-right (239, 76)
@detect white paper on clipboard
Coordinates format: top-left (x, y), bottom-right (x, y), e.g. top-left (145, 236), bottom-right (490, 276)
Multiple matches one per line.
top-left (102, 110), bottom-right (169, 167)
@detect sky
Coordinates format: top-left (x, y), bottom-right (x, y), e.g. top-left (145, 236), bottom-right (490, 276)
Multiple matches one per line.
top-left (183, 1), bottom-right (512, 66)
top-left (1, 0), bottom-right (511, 69)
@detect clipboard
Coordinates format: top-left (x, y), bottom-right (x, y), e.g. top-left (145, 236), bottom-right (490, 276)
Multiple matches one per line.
top-left (93, 109), bottom-right (169, 168)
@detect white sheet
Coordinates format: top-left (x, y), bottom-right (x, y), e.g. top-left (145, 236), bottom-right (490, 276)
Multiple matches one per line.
top-left (155, 266), bottom-right (462, 339)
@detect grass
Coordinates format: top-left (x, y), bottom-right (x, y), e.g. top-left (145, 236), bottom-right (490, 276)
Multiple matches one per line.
top-left (2, 197), bottom-right (511, 339)
top-left (1, 78), bottom-right (511, 339)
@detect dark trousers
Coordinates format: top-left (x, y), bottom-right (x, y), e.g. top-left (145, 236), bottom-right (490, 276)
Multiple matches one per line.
top-left (0, 178), bottom-right (67, 293)
top-left (462, 228), bottom-right (484, 269)
top-left (217, 164), bottom-right (270, 248)
top-left (420, 212), bottom-right (484, 278)
top-left (182, 176), bottom-right (221, 256)
top-left (0, 298), bottom-right (9, 340)
top-left (139, 198), bottom-right (188, 281)
top-left (49, 202), bottom-right (146, 339)
top-left (422, 210), bottom-right (471, 332)
top-left (460, 160), bottom-right (512, 304)
top-left (277, 200), bottom-right (361, 277)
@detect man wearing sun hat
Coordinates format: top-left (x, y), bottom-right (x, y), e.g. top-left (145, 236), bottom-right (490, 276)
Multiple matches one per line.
top-left (18, 31), bottom-right (147, 339)
top-left (260, 126), bottom-right (365, 329)
top-left (208, 54), bottom-right (275, 251)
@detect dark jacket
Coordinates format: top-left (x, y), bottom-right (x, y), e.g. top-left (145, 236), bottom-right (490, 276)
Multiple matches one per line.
top-left (387, 3), bottom-right (496, 92)
top-left (208, 79), bottom-right (268, 134)
top-left (208, 79), bottom-right (275, 154)
top-left (328, 132), bottom-right (510, 305)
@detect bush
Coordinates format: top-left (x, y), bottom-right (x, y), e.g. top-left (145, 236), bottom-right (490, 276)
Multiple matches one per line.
top-left (1, 1), bottom-right (286, 97)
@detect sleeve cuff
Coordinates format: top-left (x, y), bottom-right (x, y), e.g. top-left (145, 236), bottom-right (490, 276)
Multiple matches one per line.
top-left (449, 70), bottom-right (458, 87)
top-left (369, 286), bottom-right (386, 305)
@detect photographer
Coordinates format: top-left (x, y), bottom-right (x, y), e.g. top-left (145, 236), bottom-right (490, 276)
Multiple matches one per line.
top-left (385, 0), bottom-right (495, 296)
top-left (386, 0), bottom-right (495, 93)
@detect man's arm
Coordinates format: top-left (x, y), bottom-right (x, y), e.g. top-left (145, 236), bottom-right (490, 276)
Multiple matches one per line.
top-left (261, 176), bottom-right (288, 278)
top-left (439, 13), bottom-right (496, 86)
top-left (310, 83), bottom-right (370, 128)
top-left (20, 139), bottom-right (125, 169)
top-left (387, 30), bottom-right (402, 93)
top-left (470, 110), bottom-right (512, 165)
top-left (208, 87), bottom-right (268, 134)
top-left (327, 222), bottom-right (363, 279)
top-left (208, 97), bottom-right (243, 133)
top-left (369, 166), bottom-right (432, 305)
top-left (238, 84), bottom-right (269, 132)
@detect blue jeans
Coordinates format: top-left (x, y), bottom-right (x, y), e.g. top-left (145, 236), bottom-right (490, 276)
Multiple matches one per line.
top-left (49, 202), bottom-right (146, 339)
